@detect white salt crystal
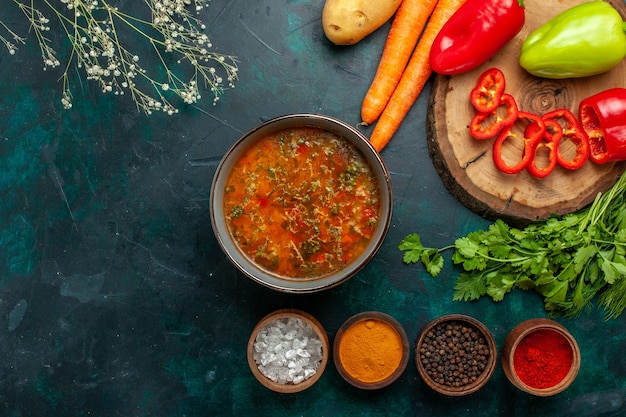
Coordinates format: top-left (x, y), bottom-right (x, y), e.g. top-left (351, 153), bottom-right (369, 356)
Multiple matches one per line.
top-left (252, 316), bottom-right (323, 385)
top-left (296, 348), bottom-right (310, 358)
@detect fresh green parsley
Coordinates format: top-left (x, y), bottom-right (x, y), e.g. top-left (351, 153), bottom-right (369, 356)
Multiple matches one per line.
top-left (400, 171), bottom-right (626, 320)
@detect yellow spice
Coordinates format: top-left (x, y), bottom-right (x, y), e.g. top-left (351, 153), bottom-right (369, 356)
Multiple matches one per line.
top-left (338, 318), bottom-right (403, 383)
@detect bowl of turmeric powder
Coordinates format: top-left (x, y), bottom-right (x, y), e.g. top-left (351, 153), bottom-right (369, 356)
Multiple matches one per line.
top-left (210, 114), bottom-right (393, 293)
top-left (333, 311), bottom-right (410, 390)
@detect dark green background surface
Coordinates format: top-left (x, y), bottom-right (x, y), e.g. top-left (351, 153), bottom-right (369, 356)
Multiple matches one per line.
top-left (1, 1), bottom-right (625, 416)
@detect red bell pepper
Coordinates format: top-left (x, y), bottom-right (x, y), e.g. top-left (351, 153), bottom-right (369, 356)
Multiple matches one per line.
top-left (430, 0), bottom-right (526, 75)
top-left (542, 109), bottom-right (589, 170)
top-left (493, 111), bottom-right (545, 174)
top-left (579, 88), bottom-right (626, 164)
top-left (527, 119), bottom-right (561, 178)
top-left (470, 93), bottom-right (518, 139)
top-left (470, 68), bottom-right (506, 113)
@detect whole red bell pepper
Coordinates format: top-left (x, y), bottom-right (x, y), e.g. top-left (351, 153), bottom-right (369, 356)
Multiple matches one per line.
top-left (430, 0), bottom-right (526, 75)
top-left (493, 111), bottom-right (545, 174)
top-left (579, 88), bottom-right (626, 164)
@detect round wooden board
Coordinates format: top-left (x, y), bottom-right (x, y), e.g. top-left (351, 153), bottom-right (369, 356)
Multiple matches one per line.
top-left (427, 0), bottom-right (626, 226)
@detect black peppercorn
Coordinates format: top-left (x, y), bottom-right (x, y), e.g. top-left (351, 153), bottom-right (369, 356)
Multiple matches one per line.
top-left (418, 320), bottom-right (491, 388)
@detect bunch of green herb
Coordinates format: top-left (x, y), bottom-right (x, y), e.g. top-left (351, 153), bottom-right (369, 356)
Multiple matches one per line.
top-left (400, 171), bottom-right (626, 319)
top-left (1, 0), bottom-right (238, 115)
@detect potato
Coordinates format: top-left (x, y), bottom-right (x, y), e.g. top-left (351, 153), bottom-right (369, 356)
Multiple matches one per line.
top-left (322, 0), bottom-right (402, 45)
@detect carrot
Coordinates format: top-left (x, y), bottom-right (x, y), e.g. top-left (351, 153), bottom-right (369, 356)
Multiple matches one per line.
top-left (361, 0), bottom-right (438, 126)
top-left (369, 0), bottom-right (468, 152)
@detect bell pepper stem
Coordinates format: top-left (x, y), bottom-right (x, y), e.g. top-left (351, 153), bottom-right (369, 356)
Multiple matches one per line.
top-left (518, 0), bottom-right (525, 8)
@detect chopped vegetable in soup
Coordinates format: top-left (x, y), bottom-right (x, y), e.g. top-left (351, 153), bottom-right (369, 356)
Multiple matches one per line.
top-left (224, 127), bottom-right (381, 278)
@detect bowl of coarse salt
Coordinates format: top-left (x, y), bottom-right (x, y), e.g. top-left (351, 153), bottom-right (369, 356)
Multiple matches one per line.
top-left (247, 309), bottom-right (329, 393)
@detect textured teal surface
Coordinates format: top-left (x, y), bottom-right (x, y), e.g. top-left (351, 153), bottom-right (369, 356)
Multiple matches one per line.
top-left (0, 0), bottom-right (625, 416)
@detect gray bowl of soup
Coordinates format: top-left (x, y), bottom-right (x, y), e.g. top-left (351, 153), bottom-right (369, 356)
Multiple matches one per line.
top-left (210, 114), bottom-right (393, 293)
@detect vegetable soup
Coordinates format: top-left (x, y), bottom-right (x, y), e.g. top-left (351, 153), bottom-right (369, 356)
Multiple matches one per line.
top-left (223, 127), bottom-right (381, 279)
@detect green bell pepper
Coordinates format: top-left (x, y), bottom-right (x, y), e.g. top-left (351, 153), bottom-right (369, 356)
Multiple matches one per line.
top-left (519, 1), bottom-right (626, 79)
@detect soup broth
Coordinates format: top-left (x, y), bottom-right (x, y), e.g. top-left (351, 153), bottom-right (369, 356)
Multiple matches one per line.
top-left (223, 127), bottom-right (381, 278)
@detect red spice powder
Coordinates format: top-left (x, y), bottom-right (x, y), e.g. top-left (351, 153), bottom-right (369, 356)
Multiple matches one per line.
top-left (513, 329), bottom-right (573, 389)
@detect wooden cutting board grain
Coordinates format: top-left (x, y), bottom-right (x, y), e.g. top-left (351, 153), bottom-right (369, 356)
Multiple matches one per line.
top-left (427, 0), bottom-right (626, 226)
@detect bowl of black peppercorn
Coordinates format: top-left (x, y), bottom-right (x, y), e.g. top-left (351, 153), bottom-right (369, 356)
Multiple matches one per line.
top-left (415, 314), bottom-right (497, 396)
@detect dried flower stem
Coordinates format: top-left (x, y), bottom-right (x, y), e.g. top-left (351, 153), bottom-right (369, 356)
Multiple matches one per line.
top-left (2, 0), bottom-right (238, 115)
top-left (0, 19), bottom-right (26, 55)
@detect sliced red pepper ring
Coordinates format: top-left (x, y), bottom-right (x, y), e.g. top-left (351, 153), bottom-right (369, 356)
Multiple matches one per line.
top-left (470, 68), bottom-right (507, 113)
top-left (493, 111), bottom-right (546, 174)
top-left (542, 108), bottom-right (589, 170)
top-left (527, 119), bottom-right (561, 178)
top-left (469, 93), bottom-right (519, 139)
top-left (579, 88), bottom-right (626, 164)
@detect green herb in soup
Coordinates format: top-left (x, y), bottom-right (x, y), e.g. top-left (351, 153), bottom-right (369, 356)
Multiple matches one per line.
top-left (223, 127), bottom-right (381, 278)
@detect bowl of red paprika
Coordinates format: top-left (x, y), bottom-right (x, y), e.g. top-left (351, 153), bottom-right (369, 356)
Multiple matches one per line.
top-left (501, 318), bottom-right (581, 396)
top-left (210, 114), bottom-right (393, 293)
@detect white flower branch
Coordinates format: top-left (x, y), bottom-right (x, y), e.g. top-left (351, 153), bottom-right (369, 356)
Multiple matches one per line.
top-left (2, 0), bottom-right (238, 115)
top-left (0, 18), bottom-right (26, 54)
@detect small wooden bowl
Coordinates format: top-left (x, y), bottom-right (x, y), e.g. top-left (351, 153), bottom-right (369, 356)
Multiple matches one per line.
top-left (333, 311), bottom-right (410, 390)
top-left (247, 309), bottom-right (329, 393)
top-left (501, 318), bottom-right (581, 396)
top-left (415, 314), bottom-right (497, 396)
